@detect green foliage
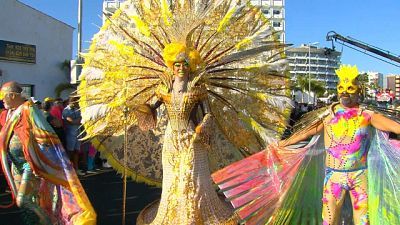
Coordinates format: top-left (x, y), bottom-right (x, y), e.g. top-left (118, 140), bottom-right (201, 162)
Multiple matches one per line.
top-left (54, 82), bottom-right (75, 97)
top-left (292, 76), bottom-right (326, 97)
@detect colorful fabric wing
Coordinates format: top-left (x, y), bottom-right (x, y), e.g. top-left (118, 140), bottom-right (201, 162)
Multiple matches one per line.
top-left (213, 133), bottom-right (358, 225)
top-left (0, 102), bottom-right (96, 225)
top-left (214, 110), bottom-right (400, 225)
top-left (79, 0), bottom-right (292, 184)
top-left (368, 130), bottom-right (400, 225)
top-left (212, 136), bottom-right (323, 225)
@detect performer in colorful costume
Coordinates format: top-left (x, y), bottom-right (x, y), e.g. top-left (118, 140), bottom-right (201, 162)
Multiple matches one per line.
top-left (213, 65), bottom-right (400, 225)
top-left (0, 81), bottom-right (96, 225)
top-left (77, 0), bottom-right (292, 224)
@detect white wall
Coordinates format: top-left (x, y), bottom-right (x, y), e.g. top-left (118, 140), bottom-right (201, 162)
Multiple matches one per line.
top-left (0, 0), bottom-right (74, 101)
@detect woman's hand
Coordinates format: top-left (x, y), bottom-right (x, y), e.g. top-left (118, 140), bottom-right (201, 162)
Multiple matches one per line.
top-left (195, 114), bottom-right (213, 146)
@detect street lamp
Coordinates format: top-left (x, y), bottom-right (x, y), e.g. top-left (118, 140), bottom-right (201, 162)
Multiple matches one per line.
top-left (307, 42), bottom-right (319, 104)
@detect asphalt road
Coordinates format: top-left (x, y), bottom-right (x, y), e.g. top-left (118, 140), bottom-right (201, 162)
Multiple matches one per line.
top-left (0, 169), bottom-right (161, 225)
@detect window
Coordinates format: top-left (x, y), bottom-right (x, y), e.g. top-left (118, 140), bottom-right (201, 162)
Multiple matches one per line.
top-left (262, 9), bottom-right (269, 14)
top-left (20, 84), bottom-right (34, 98)
top-left (273, 10), bottom-right (280, 15)
top-left (273, 21), bottom-right (281, 27)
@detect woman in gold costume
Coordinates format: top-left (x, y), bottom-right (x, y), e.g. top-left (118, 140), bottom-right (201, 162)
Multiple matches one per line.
top-left (135, 43), bottom-right (236, 224)
top-left (78, 0), bottom-right (292, 224)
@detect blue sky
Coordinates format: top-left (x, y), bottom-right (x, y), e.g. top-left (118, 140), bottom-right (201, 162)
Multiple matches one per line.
top-left (19, 0), bottom-right (400, 75)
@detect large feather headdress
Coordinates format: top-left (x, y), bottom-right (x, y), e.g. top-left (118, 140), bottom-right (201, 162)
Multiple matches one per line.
top-left (78, 0), bottom-right (292, 184)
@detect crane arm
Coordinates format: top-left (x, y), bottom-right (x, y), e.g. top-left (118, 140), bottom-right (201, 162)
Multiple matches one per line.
top-left (326, 31), bottom-right (400, 64)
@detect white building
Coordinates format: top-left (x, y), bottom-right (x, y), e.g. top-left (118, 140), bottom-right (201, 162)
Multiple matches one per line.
top-left (0, 0), bottom-right (74, 100)
top-left (103, 0), bottom-right (126, 23)
top-left (286, 44), bottom-right (341, 89)
top-left (103, 0), bottom-right (285, 42)
top-left (386, 74), bottom-right (399, 99)
top-left (251, 0), bottom-right (285, 43)
top-left (364, 71), bottom-right (384, 88)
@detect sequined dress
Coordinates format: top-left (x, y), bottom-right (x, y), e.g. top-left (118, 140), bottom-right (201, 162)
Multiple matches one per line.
top-left (137, 86), bottom-right (236, 225)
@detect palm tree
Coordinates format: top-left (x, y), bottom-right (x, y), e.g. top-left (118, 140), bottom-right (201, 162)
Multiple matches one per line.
top-left (310, 80), bottom-right (325, 104)
top-left (292, 76), bottom-right (326, 104)
top-left (291, 75), bottom-right (309, 102)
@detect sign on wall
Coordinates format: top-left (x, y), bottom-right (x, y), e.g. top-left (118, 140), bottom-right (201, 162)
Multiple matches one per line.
top-left (0, 40), bottom-right (36, 64)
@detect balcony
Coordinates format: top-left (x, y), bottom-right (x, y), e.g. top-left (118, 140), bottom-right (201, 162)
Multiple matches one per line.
top-left (103, 0), bottom-right (125, 13)
top-left (272, 0), bottom-right (284, 7)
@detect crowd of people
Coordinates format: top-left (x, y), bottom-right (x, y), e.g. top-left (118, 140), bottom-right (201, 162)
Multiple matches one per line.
top-left (0, 94), bottom-right (111, 179)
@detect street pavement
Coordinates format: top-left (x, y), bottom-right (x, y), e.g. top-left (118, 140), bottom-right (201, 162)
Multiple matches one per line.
top-left (0, 169), bottom-right (161, 225)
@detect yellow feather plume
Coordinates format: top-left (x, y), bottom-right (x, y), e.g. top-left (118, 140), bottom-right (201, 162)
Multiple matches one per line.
top-left (217, 7), bottom-right (237, 33)
top-left (130, 16), bottom-right (150, 37)
top-left (335, 64), bottom-right (359, 83)
top-left (160, 0), bottom-right (172, 26)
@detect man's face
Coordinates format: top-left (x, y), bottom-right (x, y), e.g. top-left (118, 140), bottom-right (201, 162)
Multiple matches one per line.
top-left (0, 85), bottom-right (18, 109)
top-left (173, 61), bottom-right (190, 78)
top-left (1, 91), bottom-right (18, 109)
top-left (69, 97), bottom-right (79, 108)
top-left (337, 80), bottom-right (360, 107)
top-left (2, 92), bottom-right (12, 109)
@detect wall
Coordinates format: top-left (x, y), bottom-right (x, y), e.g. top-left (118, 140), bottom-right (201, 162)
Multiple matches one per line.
top-left (0, 0), bottom-right (74, 100)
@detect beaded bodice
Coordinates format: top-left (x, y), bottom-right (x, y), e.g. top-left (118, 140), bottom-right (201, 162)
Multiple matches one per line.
top-left (323, 106), bottom-right (371, 170)
top-left (156, 85), bottom-right (207, 132)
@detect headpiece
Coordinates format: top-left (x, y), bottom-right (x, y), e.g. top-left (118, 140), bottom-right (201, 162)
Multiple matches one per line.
top-left (162, 43), bottom-right (201, 72)
top-left (335, 65), bottom-right (360, 94)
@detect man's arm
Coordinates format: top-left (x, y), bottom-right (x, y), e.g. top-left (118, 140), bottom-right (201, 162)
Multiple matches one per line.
top-left (278, 121), bottom-right (324, 147)
top-left (63, 109), bottom-right (81, 125)
top-left (65, 115), bottom-right (80, 125)
top-left (370, 112), bottom-right (400, 134)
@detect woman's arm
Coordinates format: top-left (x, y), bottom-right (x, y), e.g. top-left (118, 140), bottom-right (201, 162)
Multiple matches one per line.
top-left (195, 100), bottom-right (212, 134)
top-left (134, 100), bottom-right (163, 131)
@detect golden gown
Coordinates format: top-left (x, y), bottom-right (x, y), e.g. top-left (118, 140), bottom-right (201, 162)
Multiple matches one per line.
top-left (78, 0), bottom-right (292, 224)
top-left (137, 86), bottom-right (237, 225)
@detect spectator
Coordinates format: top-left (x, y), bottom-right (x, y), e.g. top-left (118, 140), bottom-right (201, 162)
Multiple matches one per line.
top-left (50, 97), bottom-right (64, 126)
top-left (42, 101), bottom-right (64, 143)
top-left (62, 96), bottom-right (85, 176)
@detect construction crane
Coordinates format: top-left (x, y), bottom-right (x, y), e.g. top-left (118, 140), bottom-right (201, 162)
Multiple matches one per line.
top-left (326, 31), bottom-right (400, 68)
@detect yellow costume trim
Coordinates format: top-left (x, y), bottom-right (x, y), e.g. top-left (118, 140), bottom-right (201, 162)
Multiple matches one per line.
top-left (91, 138), bottom-right (162, 187)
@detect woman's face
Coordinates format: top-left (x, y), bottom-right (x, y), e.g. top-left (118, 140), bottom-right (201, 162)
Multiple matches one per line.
top-left (173, 61), bottom-right (190, 78)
